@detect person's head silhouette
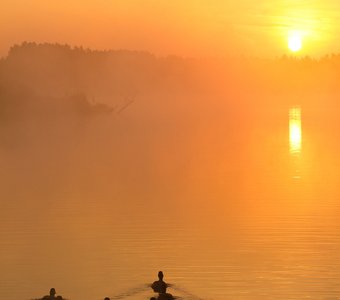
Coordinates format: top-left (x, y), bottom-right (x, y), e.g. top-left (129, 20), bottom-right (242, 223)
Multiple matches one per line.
top-left (50, 288), bottom-right (56, 296)
top-left (158, 271), bottom-right (164, 281)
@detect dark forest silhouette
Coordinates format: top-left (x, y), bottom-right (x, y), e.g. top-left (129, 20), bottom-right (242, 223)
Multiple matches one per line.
top-left (1, 41), bottom-right (340, 139)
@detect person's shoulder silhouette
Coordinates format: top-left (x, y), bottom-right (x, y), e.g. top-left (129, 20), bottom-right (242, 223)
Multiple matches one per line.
top-left (151, 271), bottom-right (169, 294)
top-left (41, 288), bottom-right (62, 300)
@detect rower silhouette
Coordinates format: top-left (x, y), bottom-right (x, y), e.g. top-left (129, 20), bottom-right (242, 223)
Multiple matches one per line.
top-left (150, 271), bottom-right (173, 300)
top-left (41, 288), bottom-right (63, 300)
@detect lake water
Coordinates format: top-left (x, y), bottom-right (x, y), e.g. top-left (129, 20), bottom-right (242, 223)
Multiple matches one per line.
top-left (1, 97), bottom-right (340, 300)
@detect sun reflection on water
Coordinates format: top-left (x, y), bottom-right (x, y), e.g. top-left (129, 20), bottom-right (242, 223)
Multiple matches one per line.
top-left (289, 106), bottom-right (302, 155)
top-left (289, 106), bottom-right (302, 179)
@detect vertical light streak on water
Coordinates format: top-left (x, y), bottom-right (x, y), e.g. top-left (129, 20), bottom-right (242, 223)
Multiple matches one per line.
top-left (289, 106), bottom-right (302, 179)
top-left (289, 106), bottom-right (302, 155)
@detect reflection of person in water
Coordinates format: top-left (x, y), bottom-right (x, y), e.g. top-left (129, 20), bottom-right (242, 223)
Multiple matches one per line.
top-left (150, 271), bottom-right (173, 300)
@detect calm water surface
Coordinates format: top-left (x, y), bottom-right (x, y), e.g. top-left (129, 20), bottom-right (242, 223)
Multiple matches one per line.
top-left (1, 100), bottom-right (340, 300)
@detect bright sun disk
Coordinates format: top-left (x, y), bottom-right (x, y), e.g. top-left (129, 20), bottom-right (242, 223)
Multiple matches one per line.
top-left (288, 32), bottom-right (302, 52)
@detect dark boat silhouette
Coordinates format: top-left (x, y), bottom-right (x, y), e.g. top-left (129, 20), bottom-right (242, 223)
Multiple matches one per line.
top-left (150, 293), bottom-right (175, 300)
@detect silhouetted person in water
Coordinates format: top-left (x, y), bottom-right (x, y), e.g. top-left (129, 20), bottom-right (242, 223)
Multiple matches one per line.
top-left (104, 298), bottom-right (110, 300)
top-left (42, 288), bottom-right (63, 300)
top-left (150, 271), bottom-right (173, 300)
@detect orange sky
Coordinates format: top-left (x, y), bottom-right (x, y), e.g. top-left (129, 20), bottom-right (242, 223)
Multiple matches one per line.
top-left (1, 0), bottom-right (340, 57)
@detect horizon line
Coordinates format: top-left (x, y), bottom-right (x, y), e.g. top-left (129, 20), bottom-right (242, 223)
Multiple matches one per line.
top-left (2, 41), bottom-right (340, 62)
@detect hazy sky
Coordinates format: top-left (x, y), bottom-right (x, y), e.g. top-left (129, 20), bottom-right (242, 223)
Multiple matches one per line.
top-left (2, 0), bottom-right (340, 57)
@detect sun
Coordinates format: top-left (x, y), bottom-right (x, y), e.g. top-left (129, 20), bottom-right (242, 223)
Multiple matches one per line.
top-left (288, 31), bottom-right (302, 52)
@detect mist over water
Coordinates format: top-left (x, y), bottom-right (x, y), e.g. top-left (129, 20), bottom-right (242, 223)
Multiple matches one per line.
top-left (1, 43), bottom-right (340, 300)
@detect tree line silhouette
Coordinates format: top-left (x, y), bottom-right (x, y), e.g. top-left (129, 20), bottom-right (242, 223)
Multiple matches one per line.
top-left (1, 41), bottom-right (340, 122)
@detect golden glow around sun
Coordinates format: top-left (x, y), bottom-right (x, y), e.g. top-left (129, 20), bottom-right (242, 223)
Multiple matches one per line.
top-left (288, 31), bottom-right (302, 52)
